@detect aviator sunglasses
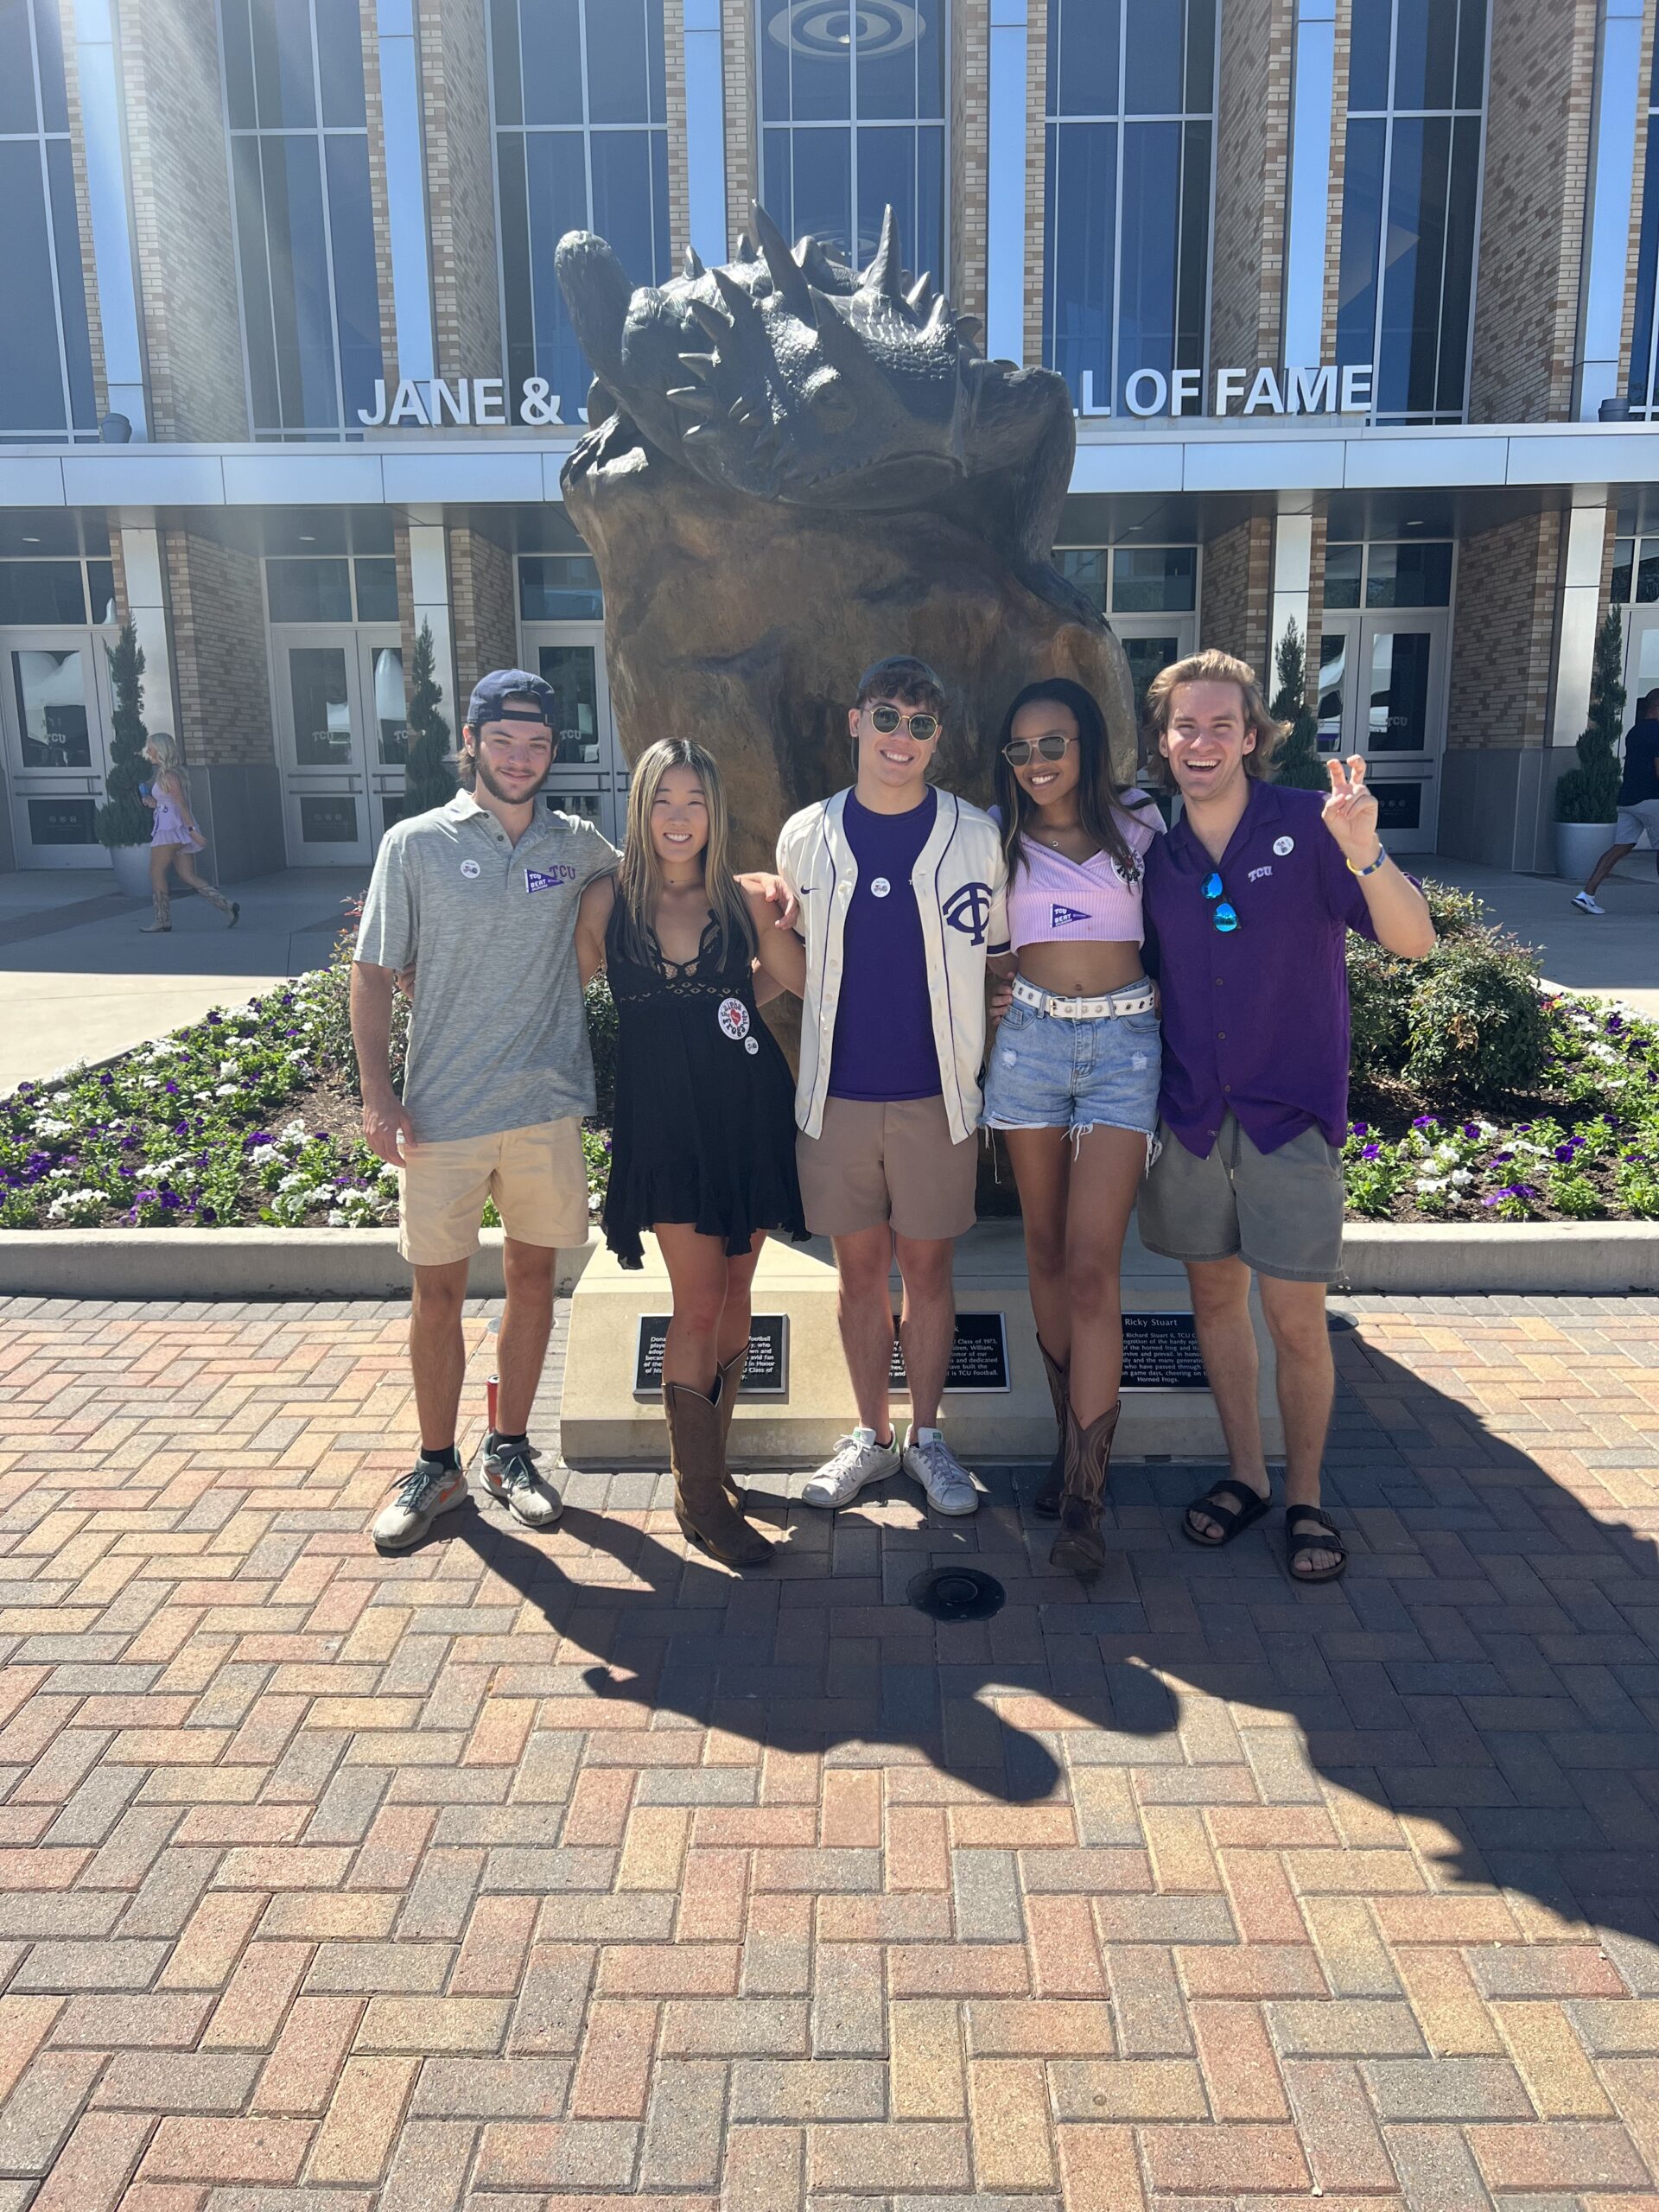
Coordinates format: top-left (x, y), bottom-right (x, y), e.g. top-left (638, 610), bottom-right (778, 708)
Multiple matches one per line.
top-left (1002, 732), bottom-right (1075, 767)
top-left (1202, 870), bottom-right (1240, 932)
top-left (867, 703), bottom-right (941, 742)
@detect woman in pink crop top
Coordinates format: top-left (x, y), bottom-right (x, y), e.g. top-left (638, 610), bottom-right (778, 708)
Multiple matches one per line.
top-left (981, 677), bottom-right (1165, 1577)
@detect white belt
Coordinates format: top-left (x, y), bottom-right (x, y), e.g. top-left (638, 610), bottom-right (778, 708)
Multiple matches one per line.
top-left (1011, 975), bottom-right (1155, 1021)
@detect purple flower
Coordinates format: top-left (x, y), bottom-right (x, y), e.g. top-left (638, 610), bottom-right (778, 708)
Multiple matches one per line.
top-left (1489, 1150), bottom-right (1514, 1166)
top-left (1462, 1122), bottom-right (1480, 1139)
top-left (135, 1188), bottom-right (158, 1205)
top-left (163, 1081), bottom-right (179, 1095)
top-left (160, 1192), bottom-right (181, 1210)
top-left (99, 1072), bottom-right (112, 1087)
top-left (199, 1205), bottom-right (216, 1224)
top-left (1351, 1122), bottom-right (1369, 1137)
top-left (1361, 1143), bottom-right (1381, 1160)
top-left (1554, 1143), bottom-right (1577, 1162)
top-left (1412, 1115), bottom-right (1437, 1129)
top-left (206, 1013), bottom-right (222, 1027)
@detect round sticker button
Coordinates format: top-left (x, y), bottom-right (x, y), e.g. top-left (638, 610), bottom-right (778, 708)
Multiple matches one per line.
top-left (1272, 836), bottom-right (1294, 857)
top-left (460, 858), bottom-right (481, 880)
top-left (744, 1036), bottom-right (760, 1056)
top-left (716, 996), bottom-right (751, 1041)
top-left (869, 876), bottom-right (892, 899)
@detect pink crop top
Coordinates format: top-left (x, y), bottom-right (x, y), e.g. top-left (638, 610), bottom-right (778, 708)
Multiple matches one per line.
top-left (1001, 792), bottom-right (1165, 950)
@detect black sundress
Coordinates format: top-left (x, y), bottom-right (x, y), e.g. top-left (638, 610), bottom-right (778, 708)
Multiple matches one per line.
top-left (601, 901), bottom-right (807, 1270)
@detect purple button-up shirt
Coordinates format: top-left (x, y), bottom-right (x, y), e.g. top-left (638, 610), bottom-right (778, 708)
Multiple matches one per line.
top-left (1141, 779), bottom-right (1378, 1158)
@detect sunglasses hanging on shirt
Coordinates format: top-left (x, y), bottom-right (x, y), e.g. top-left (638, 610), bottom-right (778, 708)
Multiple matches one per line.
top-left (1202, 870), bottom-right (1240, 933)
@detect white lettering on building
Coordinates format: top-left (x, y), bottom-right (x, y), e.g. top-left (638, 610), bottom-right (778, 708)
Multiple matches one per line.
top-left (1072, 363), bottom-right (1375, 419)
top-left (355, 378), bottom-right (585, 428)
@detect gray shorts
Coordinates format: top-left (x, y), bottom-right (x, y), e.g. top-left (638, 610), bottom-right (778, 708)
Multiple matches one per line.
top-left (1136, 1113), bottom-right (1345, 1284)
top-left (1615, 797), bottom-right (1659, 847)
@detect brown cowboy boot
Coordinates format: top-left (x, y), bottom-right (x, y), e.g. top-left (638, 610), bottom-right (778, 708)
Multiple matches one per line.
top-left (141, 883), bottom-right (171, 933)
top-left (715, 1345), bottom-right (746, 1511)
top-left (1049, 1399), bottom-right (1121, 1577)
top-left (664, 1375), bottom-right (773, 1568)
top-left (1033, 1339), bottom-right (1068, 1518)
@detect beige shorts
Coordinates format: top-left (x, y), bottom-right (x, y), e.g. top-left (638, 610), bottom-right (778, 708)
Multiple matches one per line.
top-left (797, 1096), bottom-right (978, 1243)
top-left (1136, 1112), bottom-right (1345, 1284)
top-left (398, 1116), bottom-right (592, 1268)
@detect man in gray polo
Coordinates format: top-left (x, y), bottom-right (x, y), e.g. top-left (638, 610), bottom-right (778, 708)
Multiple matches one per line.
top-left (353, 670), bottom-right (615, 1549)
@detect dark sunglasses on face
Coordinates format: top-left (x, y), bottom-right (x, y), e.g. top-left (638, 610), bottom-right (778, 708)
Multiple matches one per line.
top-left (868, 703), bottom-right (940, 742)
top-left (1003, 733), bottom-right (1074, 767)
top-left (1202, 870), bottom-right (1240, 933)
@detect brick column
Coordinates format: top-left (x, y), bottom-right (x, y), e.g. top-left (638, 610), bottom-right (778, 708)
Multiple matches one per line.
top-left (952, 0), bottom-right (989, 323)
top-left (721, 0), bottom-right (755, 249)
top-left (1319, 1), bottom-right (1355, 357)
top-left (418, 0), bottom-right (502, 379)
top-left (1210, 0), bottom-right (1294, 373)
top-left (160, 531), bottom-right (283, 881)
top-left (56, 0), bottom-right (109, 423)
top-left (1618, 3), bottom-right (1659, 378)
top-left (1021, 0), bottom-right (1047, 366)
top-left (448, 526), bottom-right (519, 711)
top-left (1199, 518), bottom-right (1274, 680)
top-left (664, 0), bottom-right (691, 261)
top-left (360, 0), bottom-right (401, 380)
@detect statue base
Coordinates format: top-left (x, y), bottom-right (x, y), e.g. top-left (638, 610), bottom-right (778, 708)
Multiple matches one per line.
top-left (558, 1218), bottom-right (1282, 1468)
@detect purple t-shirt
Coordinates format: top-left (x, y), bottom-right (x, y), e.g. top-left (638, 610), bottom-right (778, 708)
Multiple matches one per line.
top-left (1141, 780), bottom-right (1378, 1157)
top-left (829, 788), bottom-right (942, 1102)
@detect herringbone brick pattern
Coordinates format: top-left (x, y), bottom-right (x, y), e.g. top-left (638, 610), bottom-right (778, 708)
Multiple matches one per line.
top-left (0, 1289), bottom-right (1656, 2209)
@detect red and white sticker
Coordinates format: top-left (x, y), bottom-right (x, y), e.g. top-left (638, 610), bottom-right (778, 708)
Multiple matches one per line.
top-left (717, 996), bottom-right (751, 1040)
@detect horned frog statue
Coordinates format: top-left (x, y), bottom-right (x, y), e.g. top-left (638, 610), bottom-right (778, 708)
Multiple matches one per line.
top-left (553, 202), bottom-right (1137, 856)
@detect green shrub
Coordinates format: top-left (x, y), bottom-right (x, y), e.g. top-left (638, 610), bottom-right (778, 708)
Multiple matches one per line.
top-left (1421, 880), bottom-right (1486, 942)
top-left (1554, 606), bottom-right (1624, 824)
top-left (585, 973), bottom-right (617, 1124)
top-left (1401, 935), bottom-right (1552, 1097)
top-left (1270, 617), bottom-right (1325, 792)
top-left (94, 623), bottom-right (153, 849)
top-left (404, 620), bottom-right (456, 815)
top-left (1347, 936), bottom-right (1413, 1071)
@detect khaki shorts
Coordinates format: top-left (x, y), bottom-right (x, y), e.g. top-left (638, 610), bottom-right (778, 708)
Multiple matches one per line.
top-left (798, 1096), bottom-right (978, 1243)
top-left (398, 1116), bottom-right (592, 1268)
top-left (1137, 1112), bottom-right (1345, 1284)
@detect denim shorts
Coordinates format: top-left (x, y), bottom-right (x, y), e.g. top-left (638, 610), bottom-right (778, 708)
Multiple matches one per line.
top-left (980, 995), bottom-right (1162, 1146)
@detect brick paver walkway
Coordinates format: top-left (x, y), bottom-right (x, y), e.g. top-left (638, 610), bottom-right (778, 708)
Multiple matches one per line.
top-left (0, 1291), bottom-right (1656, 2209)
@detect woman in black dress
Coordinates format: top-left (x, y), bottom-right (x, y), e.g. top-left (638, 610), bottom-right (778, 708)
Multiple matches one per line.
top-left (576, 739), bottom-right (805, 1567)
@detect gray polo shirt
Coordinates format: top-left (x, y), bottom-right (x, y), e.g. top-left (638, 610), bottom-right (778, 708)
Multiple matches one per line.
top-left (354, 791), bottom-right (617, 1142)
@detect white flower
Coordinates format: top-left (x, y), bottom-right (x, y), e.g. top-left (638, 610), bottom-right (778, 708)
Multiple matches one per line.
top-left (250, 1144), bottom-right (279, 1166)
top-left (32, 1117), bottom-right (73, 1140)
top-left (46, 1188), bottom-right (106, 1224)
top-left (1449, 1169), bottom-right (1473, 1187)
top-left (215, 1084), bottom-right (239, 1097)
top-left (1415, 1176), bottom-right (1445, 1194)
top-left (276, 1171), bottom-right (310, 1193)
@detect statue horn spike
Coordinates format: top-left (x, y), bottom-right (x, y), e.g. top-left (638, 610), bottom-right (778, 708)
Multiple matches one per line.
top-left (734, 231), bottom-right (757, 263)
top-left (689, 298), bottom-right (731, 344)
top-left (861, 205), bottom-right (904, 302)
top-left (906, 272), bottom-right (934, 311)
top-left (711, 269), bottom-right (752, 319)
top-left (683, 245), bottom-right (705, 280)
top-left (923, 295), bottom-right (950, 339)
top-left (750, 200), bottom-right (813, 316)
top-left (677, 351), bottom-right (720, 382)
top-left (809, 287), bottom-right (866, 369)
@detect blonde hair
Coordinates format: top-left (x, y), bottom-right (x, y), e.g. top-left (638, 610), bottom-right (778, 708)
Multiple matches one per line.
top-left (617, 740), bottom-right (754, 970)
top-left (145, 731), bottom-right (191, 805)
top-left (1141, 649), bottom-right (1287, 785)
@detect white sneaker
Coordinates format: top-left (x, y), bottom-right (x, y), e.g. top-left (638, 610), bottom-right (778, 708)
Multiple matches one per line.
top-left (802, 1427), bottom-right (902, 1510)
top-left (372, 1457), bottom-right (467, 1551)
top-left (1572, 891), bottom-right (1606, 914)
top-left (482, 1436), bottom-right (563, 1529)
top-left (903, 1426), bottom-right (980, 1516)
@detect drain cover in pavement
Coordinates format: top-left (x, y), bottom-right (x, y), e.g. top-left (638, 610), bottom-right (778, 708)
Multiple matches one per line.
top-left (907, 1567), bottom-right (1006, 1623)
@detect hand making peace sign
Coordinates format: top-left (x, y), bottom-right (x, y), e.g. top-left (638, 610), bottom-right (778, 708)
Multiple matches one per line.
top-left (1321, 753), bottom-right (1382, 867)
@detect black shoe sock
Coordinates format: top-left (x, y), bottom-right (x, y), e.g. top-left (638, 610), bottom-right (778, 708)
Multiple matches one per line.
top-left (488, 1431), bottom-right (530, 1454)
top-left (421, 1444), bottom-right (460, 1471)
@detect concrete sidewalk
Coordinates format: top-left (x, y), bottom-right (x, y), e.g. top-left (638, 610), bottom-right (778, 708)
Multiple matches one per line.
top-left (0, 867), bottom-right (363, 1092)
top-left (1428, 853), bottom-right (1659, 1017)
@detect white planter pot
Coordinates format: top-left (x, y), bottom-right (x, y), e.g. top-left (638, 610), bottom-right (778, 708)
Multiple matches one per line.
top-left (107, 843), bottom-right (153, 899)
top-left (1554, 819), bottom-right (1616, 883)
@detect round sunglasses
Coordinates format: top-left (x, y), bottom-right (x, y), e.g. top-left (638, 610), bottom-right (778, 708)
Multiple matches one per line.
top-left (867, 703), bottom-right (941, 742)
top-left (1002, 733), bottom-right (1075, 767)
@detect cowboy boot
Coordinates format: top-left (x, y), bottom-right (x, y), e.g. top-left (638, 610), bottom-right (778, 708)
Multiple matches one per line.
top-left (1049, 1399), bottom-right (1121, 1577)
top-left (140, 884), bottom-right (171, 933)
top-left (1033, 1339), bottom-right (1068, 1518)
top-left (664, 1376), bottom-right (773, 1568)
top-left (715, 1345), bottom-right (748, 1512)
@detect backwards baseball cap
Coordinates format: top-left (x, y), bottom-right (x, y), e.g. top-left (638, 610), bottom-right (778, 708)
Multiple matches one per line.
top-left (466, 669), bottom-right (556, 732)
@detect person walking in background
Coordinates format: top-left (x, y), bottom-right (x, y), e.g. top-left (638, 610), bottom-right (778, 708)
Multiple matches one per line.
top-left (982, 679), bottom-right (1164, 1575)
top-left (577, 740), bottom-right (807, 1568)
top-left (139, 734), bottom-right (239, 932)
top-left (778, 656), bottom-right (1009, 1522)
top-left (1573, 688), bottom-right (1659, 912)
top-left (1138, 650), bottom-right (1434, 1586)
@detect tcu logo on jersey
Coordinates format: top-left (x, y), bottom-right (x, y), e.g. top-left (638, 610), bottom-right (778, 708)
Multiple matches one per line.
top-left (942, 881), bottom-right (995, 946)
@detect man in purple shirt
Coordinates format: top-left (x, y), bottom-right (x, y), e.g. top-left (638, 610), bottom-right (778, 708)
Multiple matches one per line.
top-left (1139, 649), bottom-right (1434, 1584)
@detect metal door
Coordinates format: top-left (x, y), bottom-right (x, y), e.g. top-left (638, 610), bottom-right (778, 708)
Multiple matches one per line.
top-left (359, 634), bottom-right (409, 842)
top-left (521, 623), bottom-right (624, 842)
top-left (273, 629), bottom-right (377, 866)
top-left (0, 631), bottom-right (115, 868)
top-left (1315, 612), bottom-right (1447, 853)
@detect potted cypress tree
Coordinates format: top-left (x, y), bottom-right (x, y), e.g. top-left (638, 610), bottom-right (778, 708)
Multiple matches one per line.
top-left (402, 621), bottom-right (456, 817)
top-left (1270, 617), bottom-right (1326, 791)
top-left (94, 623), bottom-right (156, 899)
top-left (1554, 606), bottom-right (1624, 880)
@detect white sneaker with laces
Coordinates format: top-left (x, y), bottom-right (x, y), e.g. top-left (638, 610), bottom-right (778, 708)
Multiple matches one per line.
top-left (903, 1426), bottom-right (980, 1516)
top-left (1572, 891), bottom-right (1606, 914)
top-left (801, 1427), bottom-right (902, 1510)
top-left (372, 1457), bottom-right (467, 1551)
top-left (482, 1436), bottom-right (563, 1529)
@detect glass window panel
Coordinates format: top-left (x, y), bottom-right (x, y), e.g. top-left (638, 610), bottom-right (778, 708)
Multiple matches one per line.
top-left (289, 646), bottom-right (354, 765)
top-left (1435, 112), bottom-right (1480, 415)
top-left (1050, 0), bottom-right (1119, 117)
top-left (32, 0), bottom-right (67, 131)
top-left (1372, 780), bottom-right (1422, 830)
top-left (1611, 539), bottom-right (1635, 605)
top-left (1044, 119), bottom-right (1115, 408)
top-left (761, 127), bottom-right (794, 241)
top-left (266, 556), bottom-right (353, 622)
top-left (1629, 127), bottom-right (1659, 408)
top-left (1347, 1), bottom-right (1392, 111)
top-left (1117, 121), bottom-right (1181, 410)
top-left (381, 793), bottom-right (410, 836)
top-left (1637, 545), bottom-right (1659, 604)
top-left (520, 0), bottom-right (582, 124)
top-left (315, 0), bottom-right (365, 124)
top-left (526, 129), bottom-right (591, 406)
top-left (353, 556), bottom-right (398, 622)
top-left (790, 127), bottom-right (854, 264)
top-left (86, 559), bottom-right (116, 625)
top-left (221, 0), bottom-right (257, 125)
top-left (81, 515), bottom-right (111, 559)
top-left (785, 10), bottom-right (852, 121)
top-left (0, 142), bottom-right (67, 434)
top-left (497, 133), bottom-right (535, 402)
top-left (1121, 633), bottom-right (1183, 715)
top-left (1366, 630), bottom-right (1431, 750)
top-left (1124, 0), bottom-right (1185, 114)
top-left (916, 124), bottom-right (944, 292)
top-left (1055, 548), bottom-right (1107, 613)
top-left (546, 786), bottom-right (603, 830)
top-left (0, 0), bottom-right (39, 131)
top-left (263, 133), bottom-right (338, 428)
top-left (537, 643), bottom-right (601, 762)
top-left (1185, 0), bottom-right (1217, 113)
top-left (299, 794), bottom-right (359, 842)
top-left (325, 132), bottom-right (383, 426)
top-left (585, 0), bottom-right (650, 124)
top-left (1392, 0), bottom-right (1457, 111)
top-left (251, 0), bottom-right (316, 128)
top-left (759, 0), bottom-right (791, 119)
top-left (1454, 0), bottom-right (1486, 108)
top-left (860, 3), bottom-right (938, 122)
top-left (488, 0), bottom-right (521, 125)
top-left (1176, 119), bottom-right (1210, 371)
top-left (13, 648), bottom-right (90, 767)
top-left (590, 128), bottom-right (668, 290)
top-left (1365, 541), bottom-right (1452, 607)
top-left (372, 645), bottom-right (406, 762)
top-left (1112, 547), bottom-right (1196, 613)
top-left (232, 134), bottom-right (282, 430)
top-left (518, 554), bottom-right (604, 620)
top-left (1323, 544), bottom-right (1363, 609)
top-left (1376, 114), bottom-right (1449, 417)
top-left (0, 562), bottom-right (86, 623)
top-left (1317, 630), bottom-right (1349, 748)
top-left (46, 140), bottom-right (96, 431)
top-left (857, 124), bottom-right (917, 273)
top-left (1334, 117), bottom-right (1384, 375)
top-left (28, 796), bottom-right (96, 844)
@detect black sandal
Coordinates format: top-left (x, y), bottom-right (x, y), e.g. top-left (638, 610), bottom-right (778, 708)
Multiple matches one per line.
top-left (1284, 1504), bottom-right (1347, 1585)
top-left (1181, 1477), bottom-right (1271, 1548)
